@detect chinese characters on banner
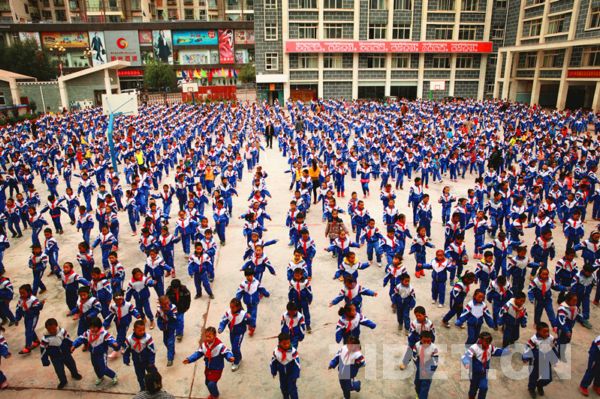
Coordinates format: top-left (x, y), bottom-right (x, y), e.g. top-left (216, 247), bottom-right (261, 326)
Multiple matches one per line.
top-left (218, 29), bottom-right (235, 64)
top-left (285, 41), bottom-right (494, 53)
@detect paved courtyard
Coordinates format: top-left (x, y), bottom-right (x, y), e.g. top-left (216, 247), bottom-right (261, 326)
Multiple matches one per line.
top-left (1, 140), bottom-right (597, 399)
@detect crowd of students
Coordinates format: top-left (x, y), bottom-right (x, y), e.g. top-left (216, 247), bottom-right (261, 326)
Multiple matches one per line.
top-left (0, 99), bottom-right (599, 399)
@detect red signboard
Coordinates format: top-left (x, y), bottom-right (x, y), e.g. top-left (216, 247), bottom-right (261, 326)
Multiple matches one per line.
top-left (285, 40), bottom-right (493, 53)
top-left (118, 69), bottom-right (144, 77)
top-left (218, 29), bottom-right (235, 64)
top-left (567, 69), bottom-right (600, 78)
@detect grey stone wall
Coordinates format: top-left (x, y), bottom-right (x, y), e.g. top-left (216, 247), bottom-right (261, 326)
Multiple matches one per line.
top-left (254, 0), bottom-right (283, 75)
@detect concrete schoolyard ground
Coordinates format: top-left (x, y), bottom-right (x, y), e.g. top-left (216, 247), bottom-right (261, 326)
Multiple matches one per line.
top-left (0, 142), bottom-right (597, 399)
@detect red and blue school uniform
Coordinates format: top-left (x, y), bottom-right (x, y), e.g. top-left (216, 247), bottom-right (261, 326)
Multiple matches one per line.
top-left (462, 343), bottom-right (507, 399)
top-left (329, 345), bottom-right (365, 398)
top-left (218, 308), bottom-right (255, 366)
top-left (103, 300), bottom-right (140, 350)
top-left (125, 275), bottom-right (155, 322)
top-left (72, 328), bottom-right (118, 381)
top-left (122, 332), bottom-right (156, 391)
top-left (456, 299), bottom-right (495, 345)
top-left (156, 303), bottom-right (178, 363)
top-left (185, 339), bottom-right (234, 398)
top-left (40, 327), bottom-right (81, 386)
top-left (15, 294), bottom-right (43, 349)
top-left (270, 345), bottom-right (301, 399)
top-left (498, 297), bottom-right (528, 347)
top-left (335, 312), bottom-right (376, 344)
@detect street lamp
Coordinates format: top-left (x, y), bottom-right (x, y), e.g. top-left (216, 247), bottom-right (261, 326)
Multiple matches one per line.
top-left (50, 44), bottom-right (66, 76)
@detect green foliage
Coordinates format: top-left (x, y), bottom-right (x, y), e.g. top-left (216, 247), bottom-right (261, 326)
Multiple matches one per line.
top-left (238, 63), bottom-right (256, 84)
top-left (0, 40), bottom-right (55, 80)
top-left (144, 59), bottom-right (177, 91)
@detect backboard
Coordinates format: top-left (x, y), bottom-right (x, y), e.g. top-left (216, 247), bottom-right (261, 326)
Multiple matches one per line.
top-left (182, 82), bottom-right (199, 93)
top-left (102, 92), bottom-right (139, 116)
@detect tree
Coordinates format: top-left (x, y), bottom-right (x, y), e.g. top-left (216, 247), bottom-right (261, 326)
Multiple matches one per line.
top-left (0, 40), bottom-right (55, 80)
top-left (238, 63), bottom-right (255, 84)
top-left (144, 59), bottom-right (177, 91)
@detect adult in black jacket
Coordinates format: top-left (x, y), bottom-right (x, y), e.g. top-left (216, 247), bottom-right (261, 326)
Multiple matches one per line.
top-left (166, 279), bottom-right (191, 342)
top-left (265, 122), bottom-right (274, 149)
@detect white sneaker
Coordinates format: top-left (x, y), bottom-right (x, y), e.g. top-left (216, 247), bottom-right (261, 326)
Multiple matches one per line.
top-left (111, 376), bottom-right (118, 386)
top-left (431, 300), bottom-right (437, 304)
top-left (232, 364), bottom-right (239, 372)
top-left (377, 262), bottom-right (382, 267)
top-left (438, 304), bottom-right (444, 308)
top-left (95, 378), bottom-right (103, 386)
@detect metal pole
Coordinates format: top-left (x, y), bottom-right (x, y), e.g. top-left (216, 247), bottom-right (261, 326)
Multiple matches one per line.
top-left (39, 85), bottom-right (46, 113)
top-left (106, 112), bottom-right (119, 176)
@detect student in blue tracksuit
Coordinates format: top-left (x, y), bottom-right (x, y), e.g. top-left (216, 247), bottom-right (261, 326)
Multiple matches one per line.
top-left (0, 271), bottom-right (15, 326)
top-left (392, 273), bottom-right (416, 332)
top-left (183, 327), bottom-right (235, 398)
top-left (579, 335), bottom-right (600, 396)
top-left (280, 302), bottom-right (306, 349)
top-left (288, 267), bottom-right (313, 333)
top-left (412, 330), bottom-right (439, 399)
top-left (530, 230), bottom-right (556, 275)
top-left (442, 272), bottom-right (476, 328)
top-left (59, 261), bottom-right (90, 312)
top-left (570, 265), bottom-right (595, 329)
top-left (235, 270), bottom-right (270, 334)
top-left (156, 295), bottom-right (177, 367)
top-left (325, 230), bottom-right (360, 266)
top-left (461, 332), bottom-right (507, 399)
top-left (218, 298), bottom-right (254, 372)
top-left (564, 209), bottom-right (585, 251)
top-left (485, 275), bottom-right (513, 325)
top-left (15, 284), bottom-right (44, 354)
top-left (76, 205), bottom-right (94, 244)
top-left (480, 232), bottom-right (520, 276)
top-left (144, 249), bottom-right (173, 298)
top-left (40, 318), bottom-right (82, 389)
top-left (329, 275), bottom-right (377, 314)
top-left (270, 332), bottom-right (301, 399)
top-left (335, 303), bottom-right (376, 344)
top-left (554, 249), bottom-right (578, 288)
top-left (90, 268), bottom-right (113, 318)
top-left (40, 196), bottom-right (68, 234)
top-left (498, 292), bottom-right (528, 347)
top-left (71, 317), bottom-right (119, 386)
top-left (188, 243), bottom-right (214, 299)
top-left (28, 245), bottom-right (48, 296)
top-left (360, 219), bottom-right (383, 265)
top-left (126, 268), bottom-right (156, 328)
top-left (123, 319), bottom-right (156, 391)
top-left (422, 252), bottom-right (454, 310)
top-left (92, 225), bottom-right (118, 270)
top-left (213, 200), bottom-right (230, 245)
top-left (77, 241), bottom-right (95, 281)
top-left (408, 178), bottom-right (424, 226)
top-left (27, 207), bottom-right (48, 247)
top-left (527, 268), bottom-right (565, 328)
top-left (522, 322), bottom-right (559, 397)
top-left (67, 286), bottom-right (102, 336)
top-left (456, 289), bottom-right (496, 345)
top-left (43, 228), bottom-right (60, 277)
top-left (474, 251), bottom-right (496, 292)
top-left (329, 336), bottom-right (365, 399)
top-left (507, 246), bottom-right (539, 294)
top-left (103, 291), bottom-right (140, 356)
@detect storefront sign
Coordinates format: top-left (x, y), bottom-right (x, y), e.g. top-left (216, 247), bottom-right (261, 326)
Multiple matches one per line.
top-left (218, 29), bottom-right (235, 64)
top-left (172, 30), bottom-right (218, 46)
top-left (41, 32), bottom-right (89, 48)
top-left (285, 40), bottom-right (493, 53)
top-left (234, 30), bottom-right (255, 45)
top-left (104, 30), bottom-right (141, 66)
top-left (567, 69), bottom-right (600, 78)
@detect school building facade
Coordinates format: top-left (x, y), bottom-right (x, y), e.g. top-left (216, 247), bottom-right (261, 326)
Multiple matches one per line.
top-left (253, 0), bottom-right (600, 110)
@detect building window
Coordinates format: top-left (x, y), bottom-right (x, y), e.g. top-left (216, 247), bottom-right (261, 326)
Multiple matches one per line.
top-left (298, 0), bottom-right (316, 8)
top-left (523, 53), bottom-right (537, 68)
top-left (324, 23), bottom-right (343, 38)
top-left (434, 26), bottom-right (453, 40)
top-left (324, 0), bottom-right (342, 8)
top-left (367, 55), bottom-right (385, 68)
top-left (298, 54), bottom-right (318, 68)
top-left (583, 46), bottom-right (600, 66)
top-left (55, 9), bottom-right (67, 20)
top-left (547, 14), bottom-right (566, 35)
top-left (265, 23), bottom-right (278, 40)
top-left (526, 0), bottom-right (544, 6)
top-left (456, 55), bottom-right (474, 68)
top-left (589, 6), bottom-right (600, 29)
top-left (486, 83), bottom-right (494, 93)
top-left (461, 0), bottom-right (478, 11)
top-left (265, 0), bottom-right (277, 8)
top-left (393, 23), bottom-right (411, 39)
top-left (265, 52), bottom-right (279, 70)
top-left (491, 26), bottom-right (504, 40)
top-left (184, 8), bottom-right (194, 19)
top-left (488, 54), bottom-right (497, 65)
top-left (523, 19), bottom-right (541, 37)
top-left (542, 51), bottom-right (561, 68)
top-left (369, 24), bottom-right (387, 39)
top-left (297, 23), bottom-right (317, 38)
top-left (369, 0), bottom-right (386, 9)
top-left (394, 0), bottom-right (411, 10)
top-left (458, 25), bottom-right (477, 40)
top-left (324, 54), bottom-right (343, 68)
top-left (433, 0), bottom-right (454, 11)
top-left (432, 55), bottom-right (450, 68)
top-left (0, 93), bottom-right (5, 105)
top-left (392, 54), bottom-right (410, 68)
top-left (494, 0), bottom-right (506, 8)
